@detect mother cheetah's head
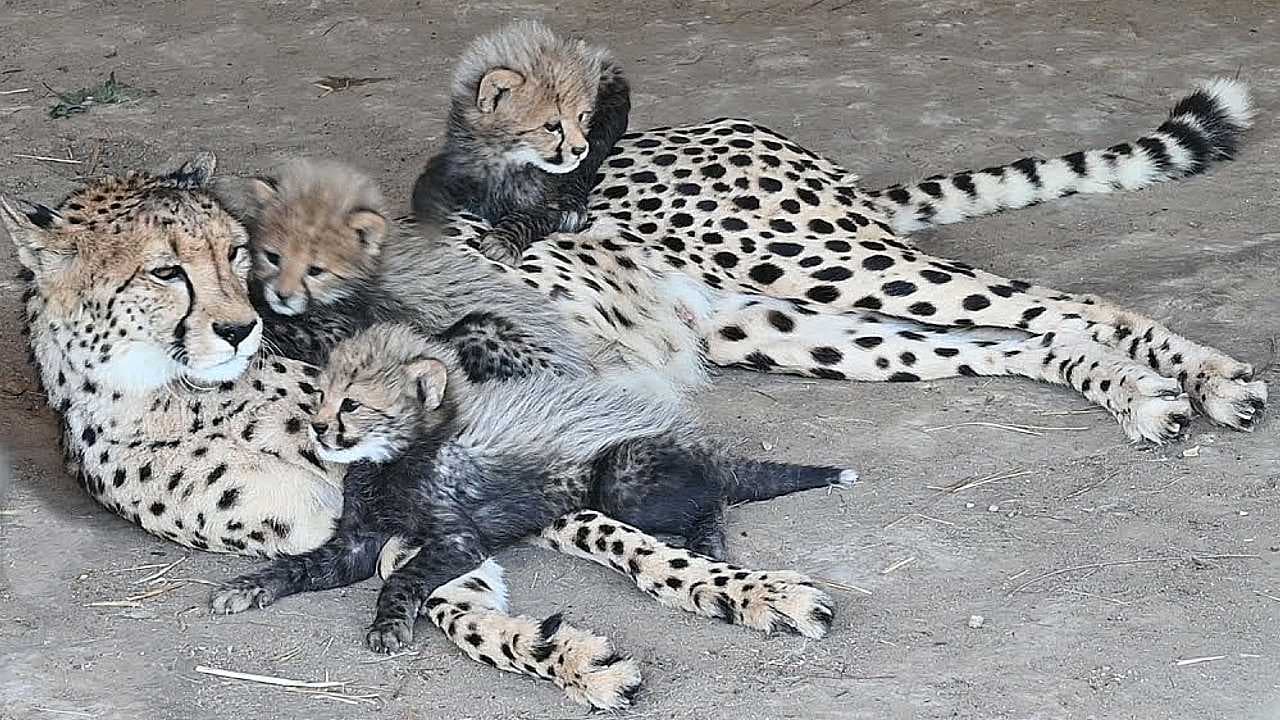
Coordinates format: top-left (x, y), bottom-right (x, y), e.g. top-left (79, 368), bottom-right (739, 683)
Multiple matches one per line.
top-left (1, 153), bottom-right (262, 392)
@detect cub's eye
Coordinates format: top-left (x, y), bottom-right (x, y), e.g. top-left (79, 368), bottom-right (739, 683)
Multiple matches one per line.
top-left (150, 266), bottom-right (184, 282)
top-left (340, 398), bottom-right (360, 413)
top-left (306, 265), bottom-right (326, 277)
top-left (262, 250), bottom-right (280, 266)
top-left (228, 245), bottom-right (247, 262)
top-left (543, 121), bottom-right (562, 133)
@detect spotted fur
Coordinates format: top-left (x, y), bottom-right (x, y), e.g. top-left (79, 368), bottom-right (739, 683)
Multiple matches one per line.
top-left (422, 65), bottom-right (1264, 443)
top-left (211, 324), bottom-right (843, 708)
top-left (871, 79), bottom-right (1255, 233)
top-left (2, 154), bottom-right (343, 555)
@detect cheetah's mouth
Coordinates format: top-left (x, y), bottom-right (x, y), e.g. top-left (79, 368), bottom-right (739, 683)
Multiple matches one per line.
top-left (507, 147), bottom-right (582, 175)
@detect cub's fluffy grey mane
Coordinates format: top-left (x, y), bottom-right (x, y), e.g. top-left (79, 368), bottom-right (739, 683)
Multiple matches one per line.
top-left (267, 158), bottom-right (386, 213)
top-left (450, 19), bottom-right (611, 100)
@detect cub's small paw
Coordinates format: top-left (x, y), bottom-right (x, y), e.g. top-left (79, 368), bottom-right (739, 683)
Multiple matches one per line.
top-left (209, 581), bottom-right (275, 615)
top-left (556, 207), bottom-right (590, 233)
top-left (366, 617), bottom-right (415, 654)
top-left (476, 231), bottom-right (523, 266)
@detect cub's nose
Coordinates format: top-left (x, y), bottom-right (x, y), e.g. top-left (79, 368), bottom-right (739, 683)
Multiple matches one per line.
top-left (213, 320), bottom-right (258, 349)
top-left (569, 144), bottom-right (588, 157)
top-left (311, 421), bottom-right (329, 436)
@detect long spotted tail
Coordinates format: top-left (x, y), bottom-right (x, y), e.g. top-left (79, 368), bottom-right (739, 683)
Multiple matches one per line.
top-left (870, 78), bottom-right (1253, 234)
top-left (725, 459), bottom-right (857, 504)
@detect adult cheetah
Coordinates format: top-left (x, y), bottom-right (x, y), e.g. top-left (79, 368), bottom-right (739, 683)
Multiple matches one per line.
top-left (444, 75), bottom-right (1265, 443)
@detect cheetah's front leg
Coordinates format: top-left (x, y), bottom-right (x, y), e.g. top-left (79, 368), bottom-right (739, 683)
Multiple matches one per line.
top-left (209, 531), bottom-right (382, 614)
top-left (539, 511), bottom-right (836, 639)
top-left (423, 560), bottom-right (643, 711)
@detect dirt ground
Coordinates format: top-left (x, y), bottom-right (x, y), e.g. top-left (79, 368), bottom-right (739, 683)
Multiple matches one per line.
top-left (1, 1), bottom-right (1278, 718)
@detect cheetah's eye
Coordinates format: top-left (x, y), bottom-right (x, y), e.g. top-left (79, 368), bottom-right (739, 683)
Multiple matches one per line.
top-left (307, 265), bottom-right (326, 278)
top-left (543, 121), bottom-right (562, 134)
top-left (340, 398), bottom-right (360, 413)
top-left (262, 250), bottom-right (280, 266)
top-left (150, 265), bottom-right (185, 282)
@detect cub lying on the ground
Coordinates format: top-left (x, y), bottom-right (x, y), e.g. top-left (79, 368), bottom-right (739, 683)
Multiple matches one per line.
top-left (411, 19), bottom-right (631, 265)
top-left (211, 323), bottom-right (848, 708)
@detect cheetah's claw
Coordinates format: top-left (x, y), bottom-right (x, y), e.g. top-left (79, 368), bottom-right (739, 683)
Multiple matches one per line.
top-left (366, 617), bottom-right (415, 654)
top-left (209, 581), bottom-right (275, 615)
top-left (476, 230), bottom-right (523, 266)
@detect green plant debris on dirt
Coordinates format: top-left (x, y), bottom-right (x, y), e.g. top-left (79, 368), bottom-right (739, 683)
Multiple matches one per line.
top-left (48, 72), bottom-right (143, 118)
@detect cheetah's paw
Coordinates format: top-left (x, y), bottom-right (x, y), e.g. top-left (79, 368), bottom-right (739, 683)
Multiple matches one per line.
top-left (209, 581), bottom-right (275, 615)
top-left (476, 231), bottom-right (523, 266)
top-left (1194, 373), bottom-right (1267, 431)
top-left (366, 617), bottom-right (415, 654)
top-left (698, 570), bottom-right (835, 639)
top-left (1121, 392), bottom-right (1192, 445)
top-left (556, 207), bottom-right (590, 234)
top-left (541, 617), bottom-right (642, 710)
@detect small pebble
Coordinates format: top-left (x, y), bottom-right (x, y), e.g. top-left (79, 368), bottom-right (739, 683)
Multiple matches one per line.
top-left (988, 504), bottom-right (1000, 512)
top-left (968, 614), bottom-right (985, 629)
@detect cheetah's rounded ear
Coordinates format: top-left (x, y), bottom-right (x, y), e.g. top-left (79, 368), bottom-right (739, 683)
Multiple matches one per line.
top-left (477, 68), bottom-right (525, 113)
top-left (0, 194), bottom-right (73, 275)
top-left (163, 152), bottom-right (218, 189)
top-left (406, 357), bottom-right (449, 410)
top-left (247, 175), bottom-right (279, 205)
top-left (347, 208), bottom-right (388, 256)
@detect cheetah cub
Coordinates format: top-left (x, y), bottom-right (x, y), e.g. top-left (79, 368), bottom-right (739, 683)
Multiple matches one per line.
top-left (411, 19), bottom-right (631, 265)
top-left (212, 323), bottom-right (848, 705)
top-left (220, 158), bottom-right (597, 379)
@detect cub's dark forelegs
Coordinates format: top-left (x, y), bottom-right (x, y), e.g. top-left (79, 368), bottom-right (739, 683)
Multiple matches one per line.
top-left (366, 535), bottom-right (489, 653)
top-left (553, 62), bottom-right (632, 230)
top-left (209, 532), bottom-right (383, 614)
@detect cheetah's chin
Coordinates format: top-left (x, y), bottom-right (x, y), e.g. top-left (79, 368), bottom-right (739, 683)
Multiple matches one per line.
top-left (314, 439), bottom-right (396, 465)
top-left (186, 355), bottom-right (254, 385)
top-left (508, 147), bottom-right (581, 175)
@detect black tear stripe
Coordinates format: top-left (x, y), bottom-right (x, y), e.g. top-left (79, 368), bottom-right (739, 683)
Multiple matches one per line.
top-left (172, 269), bottom-right (196, 355)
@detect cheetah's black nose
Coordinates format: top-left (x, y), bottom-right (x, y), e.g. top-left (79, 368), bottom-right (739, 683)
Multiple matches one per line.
top-left (311, 421), bottom-right (329, 436)
top-left (213, 320), bottom-right (258, 350)
top-left (569, 144), bottom-right (588, 157)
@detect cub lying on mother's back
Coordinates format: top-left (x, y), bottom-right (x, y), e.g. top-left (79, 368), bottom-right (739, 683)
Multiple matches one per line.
top-left (411, 19), bottom-right (631, 264)
top-left (221, 158), bottom-right (597, 380)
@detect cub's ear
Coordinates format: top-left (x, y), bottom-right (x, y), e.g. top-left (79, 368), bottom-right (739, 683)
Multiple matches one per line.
top-left (405, 357), bottom-right (449, 410)
top-left (0, 194), bottom-right (74, 275)
top-left (247, 175), bottom-right (279, 205)
top-left (477, 68), bottom-right (525, 113)
top-left (209, 175), bottom-right (277, 221)
top-left (347, 208), bottom-right (388, 256)
top-left (162, 151), bottom-right (218, 189)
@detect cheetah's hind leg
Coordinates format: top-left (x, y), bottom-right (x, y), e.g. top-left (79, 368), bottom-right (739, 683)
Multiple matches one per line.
top-left (704, 294), bottom-right (1194, 444)
top-left (539, 511), bottom-right (837, 639)
top-left (424, 559), bottom-right (643, 710)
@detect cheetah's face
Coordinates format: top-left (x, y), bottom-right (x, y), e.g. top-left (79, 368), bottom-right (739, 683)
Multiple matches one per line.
top-left (246, 181), bottom-right (385, 316)
top-left (310, 344), bottom-right (449, 465)
top-left (471, 67), bottom-right (594, 175)
top-left (2, 155), bottom-right (263, 392)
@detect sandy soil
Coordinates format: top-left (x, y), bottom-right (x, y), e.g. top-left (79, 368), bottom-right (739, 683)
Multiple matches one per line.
top-left (1, 1), bottom-right (1278, 718)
